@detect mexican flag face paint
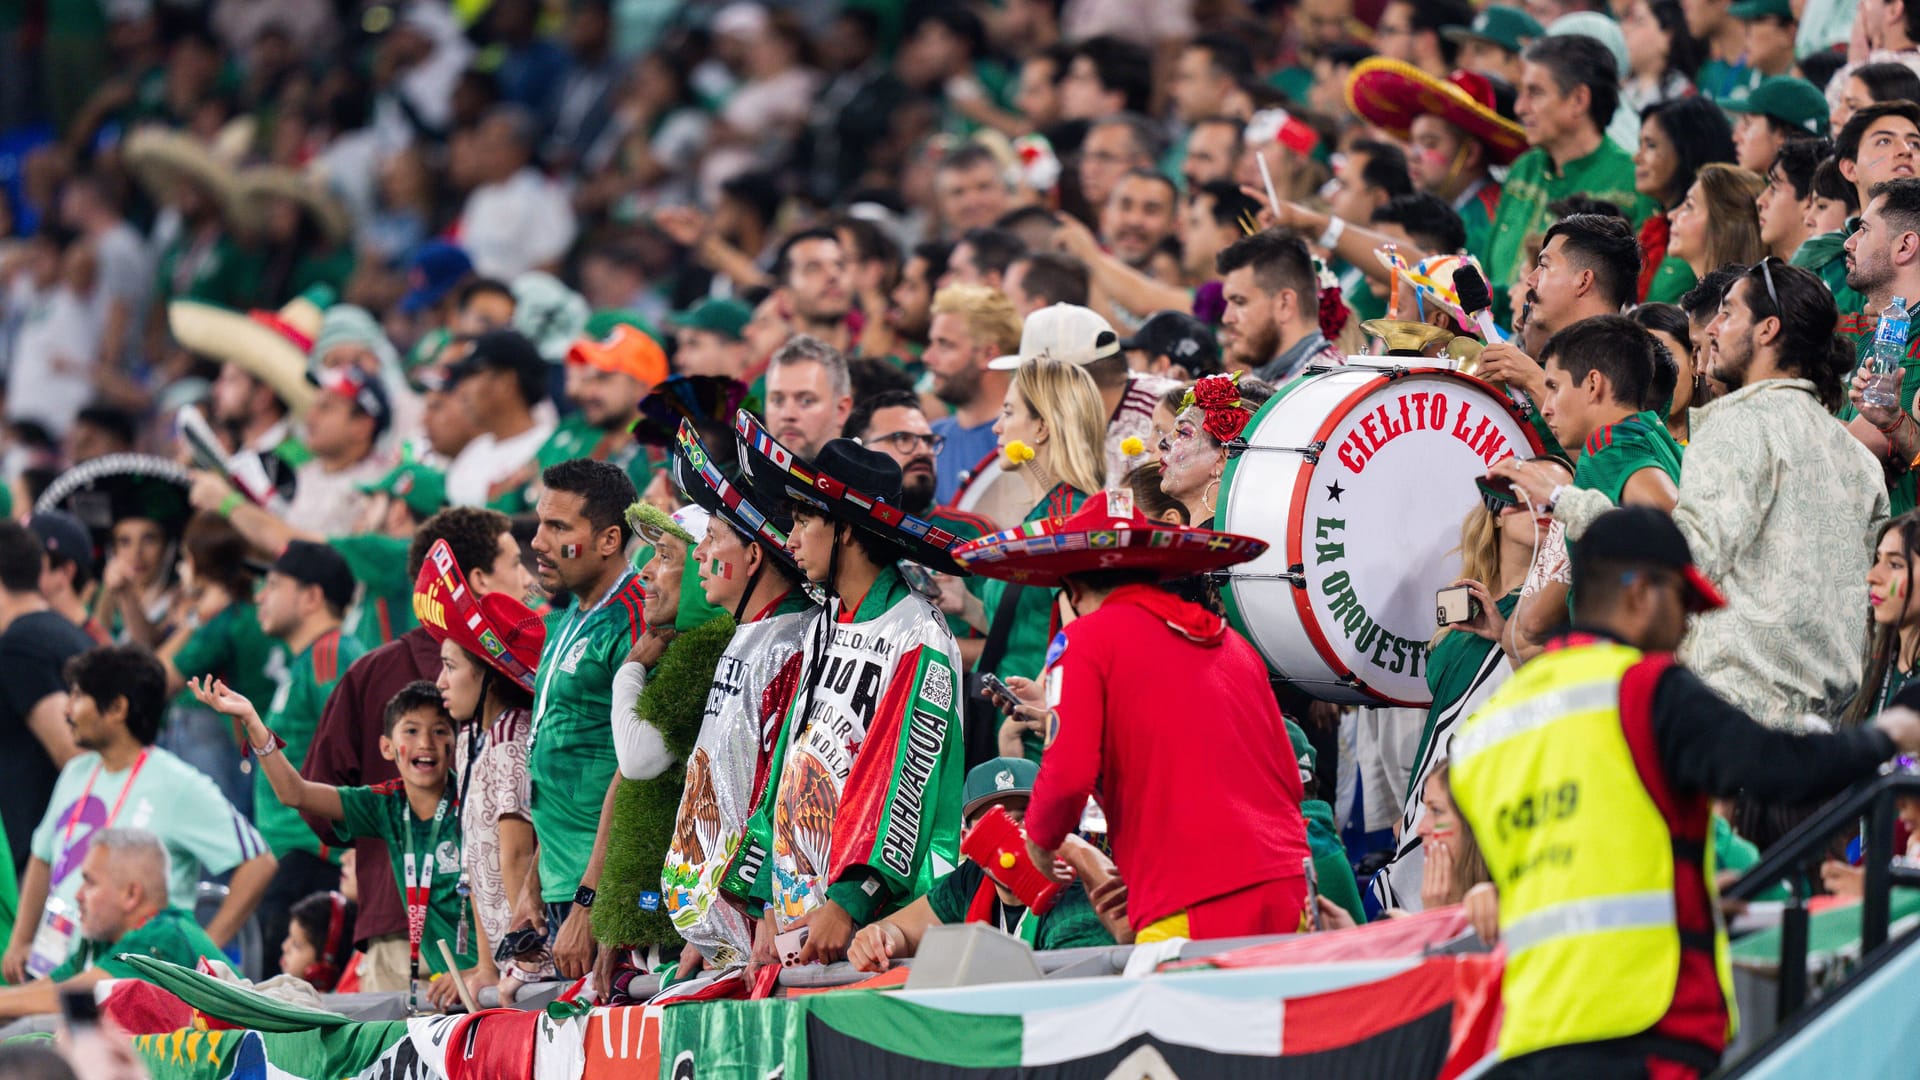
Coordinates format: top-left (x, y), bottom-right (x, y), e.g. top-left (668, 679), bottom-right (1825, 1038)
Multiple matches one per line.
top-left (707, 556), bottom-right (735, 581)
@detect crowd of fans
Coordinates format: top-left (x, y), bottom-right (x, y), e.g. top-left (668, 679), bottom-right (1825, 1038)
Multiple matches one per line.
top-left (1, 0), bottom-right (1920, 1073)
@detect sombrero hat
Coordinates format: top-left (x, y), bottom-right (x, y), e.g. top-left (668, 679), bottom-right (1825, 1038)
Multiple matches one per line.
top-left (234, 166), bottom-right (353, 247)
top-left (1374, 249), bottom-right (1492, 328)
top-left (123, 126), bottom-right (242, 220)
top-left (412, 538), bottom-right (545, 692)
top-left (733, 409), bottom-right (971, 577)
top-left (1346, 59), bottom-right (1528, 166)
top-left (34, 454), bottom-right (195, 559)
top-left (632, 374), bottom-right (750, 449)
top-left (670, 418), bottom-right (803, 578)
top-left (169, 288), bottom-right (329, 416)
top-left (954, 489), bottom-right (1268, 588)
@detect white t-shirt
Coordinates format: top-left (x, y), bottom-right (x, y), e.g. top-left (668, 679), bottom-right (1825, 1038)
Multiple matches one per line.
top-left (5, 281), bottom-right (98, 437)
top-left (457, 169), bottom-right (578, 280)
top-left (31, 746), bottom-right (267, 912)
top-left (445, 418), bottom-right (556, 507)
top-left (284, 452), bottom-right (393, 538)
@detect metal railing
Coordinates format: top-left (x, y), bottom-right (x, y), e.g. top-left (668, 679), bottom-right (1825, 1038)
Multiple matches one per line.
top-left (1721, 771), bottom-right (1920, 1020)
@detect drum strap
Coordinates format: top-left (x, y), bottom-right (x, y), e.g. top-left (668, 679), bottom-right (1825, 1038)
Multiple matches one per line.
top-left (978, 584), bottom-right (1027, 674)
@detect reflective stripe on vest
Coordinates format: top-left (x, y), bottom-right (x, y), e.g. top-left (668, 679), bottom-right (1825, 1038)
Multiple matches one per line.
top-left (1450, 641), bottom-right (1685, 1061)
top-left (1502, 890), bottom-right (1676, 955)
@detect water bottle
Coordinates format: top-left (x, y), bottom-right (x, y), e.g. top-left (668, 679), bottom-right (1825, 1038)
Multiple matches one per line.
top-left (1864, 296), bottom-right (1911, 414)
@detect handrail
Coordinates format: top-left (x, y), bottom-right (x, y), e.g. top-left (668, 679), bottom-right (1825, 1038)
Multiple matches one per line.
top-left (1720, 771), bottom-right (1920, 1020)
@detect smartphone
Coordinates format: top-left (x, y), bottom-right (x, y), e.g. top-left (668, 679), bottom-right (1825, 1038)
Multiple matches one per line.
top-left (60, 987), bottom-right (99, 1035)
top-left (980, 672), bottom-right (1018, 712)
top-left (1436, 586), bottom-right (1479, 627)
top-left (774, 925), bottom-right (811, 967)
top-left (1302, 855), bottom-right (1323, 933)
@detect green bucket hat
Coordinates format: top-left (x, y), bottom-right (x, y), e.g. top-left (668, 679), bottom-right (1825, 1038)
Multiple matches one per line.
top-left (358, 461), bottom-right (447, 521)
top-left (669, 297), bottom-right (752, 342)
top-left (627, 502), bottom-right (730, 631)
top-left (1441, 5), bottom-right (1545, 55)
top-left (1724, 75), bottom-right (1830, 136)
top-left (963, 756), bottom-right (1039, 819)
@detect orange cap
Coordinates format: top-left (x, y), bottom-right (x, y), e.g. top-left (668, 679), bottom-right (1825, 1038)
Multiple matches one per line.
top-left (567, 325), bottom-right (669, 387)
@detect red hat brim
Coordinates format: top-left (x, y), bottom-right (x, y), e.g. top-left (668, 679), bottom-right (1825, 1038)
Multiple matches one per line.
top-left (1346, 58), bottom-right (1529, 166)
top-left (1682, 564), bottom-right (1727, 613)
top-left (413, 539), bottom-right (545, 692)
top-left (954, 518), bottom-right (1269, 589)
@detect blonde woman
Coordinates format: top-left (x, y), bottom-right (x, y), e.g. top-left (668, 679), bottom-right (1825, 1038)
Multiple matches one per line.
top-left (940, 358), bottom-right (1106, 762)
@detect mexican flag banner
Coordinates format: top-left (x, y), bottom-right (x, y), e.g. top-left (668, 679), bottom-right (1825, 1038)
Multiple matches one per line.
top-left (660, 957), bottom-right (1459, 1078)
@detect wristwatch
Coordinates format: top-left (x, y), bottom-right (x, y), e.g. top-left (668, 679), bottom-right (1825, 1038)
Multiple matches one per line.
top-left (573, 885), bottom-right (597, 910)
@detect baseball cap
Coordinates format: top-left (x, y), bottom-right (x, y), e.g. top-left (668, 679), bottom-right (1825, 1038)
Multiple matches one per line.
top-left (962, 756), bottom-right (1039, 819)
top-left (310, 365), bottom-right (392, 438)
top-left (1570, 506), bottom-right (1726, 613)
top-left (1284, 716), bottom-right (1317, 787)
top-left (1545, 12), bottom-right (1628, 78)
top-left (1442, 5), bottom-right (1545, 55)
top-left (986, 303), bottom-right (1123, 371)
top-left (357, 461), bottom-right (447, 521)
top-left (568, 324), bottom-right (670, 387)
top-left (270, 540), bottom-right (357, 613)
top-left (399, 242), bottom-right (473, 315)
top-left (444, 330), bottom-right (550, 404)
top-left (28, 511), bottom-right (97, 581)
top-left (669, 298), bottom-right (752, 342)
top-left (1118, 311), bottom-right (1222, 375)
top-left (1729, 0), bottom-right (1792, 19)
top-left (1723, 76), bottom-right (1831, 136)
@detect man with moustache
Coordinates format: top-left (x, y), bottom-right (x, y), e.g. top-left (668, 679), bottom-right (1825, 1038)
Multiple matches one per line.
top-left (772, 229), bottom-right (856, 354)
top-left (1839, 179), bottom-right (1920, 515)
top-left (1800, 102), bottom-right (1920, 309)
top-left (1181, 117), bottom-right (1244, 191)
top-left (924, 286), bottom-right (1022, 507)
top-left (1098, 172), bottom-right (1179, 276)
top-left (1214, 231), bottom-right (1341, 381)
top-left (527, 316), bottom-right (667, 501)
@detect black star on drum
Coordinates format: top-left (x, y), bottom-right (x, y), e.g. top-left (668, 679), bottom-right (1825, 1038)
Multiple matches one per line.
top-left (1325, 480), bottom-right (1345, 502)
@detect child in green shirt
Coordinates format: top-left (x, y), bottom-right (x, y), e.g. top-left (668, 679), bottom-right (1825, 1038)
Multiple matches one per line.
top-left (192, 677), bottom-right (477, 1009)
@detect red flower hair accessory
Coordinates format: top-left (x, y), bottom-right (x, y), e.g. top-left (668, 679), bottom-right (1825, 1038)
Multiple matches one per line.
top-left (1184, 372), bottom-right (1252, 443)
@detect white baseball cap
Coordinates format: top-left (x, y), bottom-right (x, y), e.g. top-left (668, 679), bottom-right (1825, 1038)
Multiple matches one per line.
top-left (987, 303), bottom-right (1123, 371)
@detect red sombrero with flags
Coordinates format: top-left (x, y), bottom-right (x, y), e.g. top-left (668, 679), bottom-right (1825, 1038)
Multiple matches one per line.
top-left (953, 489), bottom-right (1269, 588)
top-left (733, 408), bottom-right (970, 577)
top-left (1345, 59), bottom-right (1528, 165)
top-left (412, 538), bottom-right (545, 692)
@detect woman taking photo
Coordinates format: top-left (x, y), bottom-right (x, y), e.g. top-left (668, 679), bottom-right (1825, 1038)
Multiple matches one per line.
top-left (1631, 301), bottom-right (1704, 444)
top-left (942, 358), bottom-right (1107, 760)
top-left (1633, 97), bottom-right (1736, 303)
top-left (1665, 163), bottom-right (1768, 292)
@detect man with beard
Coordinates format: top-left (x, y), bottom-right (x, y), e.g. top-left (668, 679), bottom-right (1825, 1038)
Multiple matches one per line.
top-left (1800, 102), bottom-right (1920, 309)
top-left (207, 362), bottom-right (305, 487)
top-left (934, 145), bottom-right (1016, 239)
top-left (1182, 117), bottom-right (1244, 191)
top-left (670, 299), bottom-right (755, 381)
top-left (1495, 259), bottom-right (1884, 731)
top-left (924, 285), bottom-right (1021, 506)
top-left (772, 229), bottom-right (855, 354)
top-left (1098, 172), bottom-right (1179, 276)
top-left (888, 243), bottom-right (950, 350)
top-left (765, 337), bottom-right (854, 462)
top-left (1839, 179), bottom-right (1920, 515)
top-left (1475, 214), bottom-right (1641, 433)
top-left (1214, 231), bottom-right (1341, 381)
top-left (516, 459), bottom-right (645, 979)
top-left (527, 315), bottom-right (666, 501)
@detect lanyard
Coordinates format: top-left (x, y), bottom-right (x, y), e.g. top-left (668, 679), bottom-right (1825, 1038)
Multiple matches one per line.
top-left (531, 569), bottom-right (634, 742)
top-left (63, 751), bottom-right (150, 848)
top-left (402, 786), bottom-right (455, 1013)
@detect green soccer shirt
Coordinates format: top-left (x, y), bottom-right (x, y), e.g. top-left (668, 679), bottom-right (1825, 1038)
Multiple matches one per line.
top-left (256, 629), bottom-right (367, 859)
top-left (330, 534), bottom-right (419, 648)
top-left (1572, 410), bottom-right (1685, 506)
top-left (528, 569), bottom-right (648, 903)
top-left (337, 782), bottom-right (476, 974)
top-left (49, 907), bottom-right (225, 983)
top-left (1838, 309), bottom-right (1920, 514)
top-left (1486, 140), bottom-right (1659, 295)
top-left (172, 602), bottom-right (287, 717)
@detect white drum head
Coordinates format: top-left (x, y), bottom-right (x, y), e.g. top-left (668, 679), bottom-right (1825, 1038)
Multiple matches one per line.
top-left (1219, 368), bottom-right (1541, 705)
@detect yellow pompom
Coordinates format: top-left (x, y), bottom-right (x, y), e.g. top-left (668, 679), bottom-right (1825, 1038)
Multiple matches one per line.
top-left (999, 852), bottom-right (1018, 869)
top-left (1121, 436), bottom-right (1145, 457)
top-left (1004, 440), bottom-right (1036, 465)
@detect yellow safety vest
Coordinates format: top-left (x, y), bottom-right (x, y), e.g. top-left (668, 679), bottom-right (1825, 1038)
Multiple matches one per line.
top-left (1450, 640), bottom-right (1736, 1061)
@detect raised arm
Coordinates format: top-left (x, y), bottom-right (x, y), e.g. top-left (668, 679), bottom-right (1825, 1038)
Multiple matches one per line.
top-left (188, 677), bottom-right (345, 820)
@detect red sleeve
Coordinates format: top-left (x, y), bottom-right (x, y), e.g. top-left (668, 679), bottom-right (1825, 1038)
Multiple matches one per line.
top-left (1025, 627), bottom-right (1107, 850)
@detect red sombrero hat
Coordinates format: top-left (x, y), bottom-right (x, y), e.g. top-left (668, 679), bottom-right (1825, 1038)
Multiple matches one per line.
top-left (413, 539), bottom-right (545, 692)
top-left (953, 490), bottom-right (1269, 588)
top-left (1346, 59), bottom-right (1528, 166)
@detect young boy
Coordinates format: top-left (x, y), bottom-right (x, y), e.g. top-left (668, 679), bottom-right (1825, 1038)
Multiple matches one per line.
top-left (192, 677), bottom-right (477, 1007)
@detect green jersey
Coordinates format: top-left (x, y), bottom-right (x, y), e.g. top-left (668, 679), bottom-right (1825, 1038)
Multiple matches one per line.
top-left (1797, 219), bottom-right (1868, 314)
top-left (172, 602), bottom-right (287, 717)
top-left (1486, 140), bottom-right (1658, 297)
top-left (492, 416), bottom-right (658, 515)
top-left (925, 862), bottom-right (1111, 950)
top-left (1646, 256), bottom-right (1697, 305)
top-left (529, 569), bottom-right (647, 902)
top-left (256, 629), bottom-right (367, 858)
top-left (1696, 57), bottom-right (1755, 103)
top-left (154, 233), bottom-right (265, 311)
top-left (977, 484), bottom-right (1086, 687)
top-left (337, 782), bottom-right (476, 974)
top-left (330, 534), bottom-right (418, 648)
top-left (49, 907), bottom-right (224, 983)
top-left (1572, 410), bottom-right (1685, 506)
top-left (1458, 180), bottom-right (1501, 270)
top-left (1838, 308), bottom-right (1920, 514)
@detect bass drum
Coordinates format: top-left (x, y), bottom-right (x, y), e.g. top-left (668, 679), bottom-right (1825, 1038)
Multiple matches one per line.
top-left (1217, 365), bottom-right (1541, 706)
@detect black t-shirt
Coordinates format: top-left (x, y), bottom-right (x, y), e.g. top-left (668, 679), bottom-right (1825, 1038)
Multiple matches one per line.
top-left (0, 612), bottom-right (97, 872)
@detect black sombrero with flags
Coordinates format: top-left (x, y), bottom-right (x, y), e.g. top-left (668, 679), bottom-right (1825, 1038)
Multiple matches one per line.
top-left (733, 409), bottom-right (970, 577)
top-left (34, 454), bottom-right (196, 558)
top-left (671, 418), bottom-right (804, 579)
top-left (953, 489), bottom-right (1268, 588)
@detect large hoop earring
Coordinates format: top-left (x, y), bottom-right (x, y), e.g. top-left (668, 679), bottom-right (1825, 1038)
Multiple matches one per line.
top-left (1202, 478), bottom-right (1220, 516)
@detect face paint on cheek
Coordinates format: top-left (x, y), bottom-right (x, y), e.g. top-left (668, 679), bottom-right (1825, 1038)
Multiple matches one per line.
top-left (561, 544), bottom-right (580, 558)
top-left (709, 556), bottom-right (735, 580)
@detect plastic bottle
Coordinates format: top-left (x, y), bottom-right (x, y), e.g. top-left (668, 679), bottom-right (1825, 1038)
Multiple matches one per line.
top-left (1864, 296), bottom-right (1911, 414)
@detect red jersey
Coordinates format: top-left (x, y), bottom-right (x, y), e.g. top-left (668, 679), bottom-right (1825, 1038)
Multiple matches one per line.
top-left (1024, 585), bottom-right (1310, 929)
